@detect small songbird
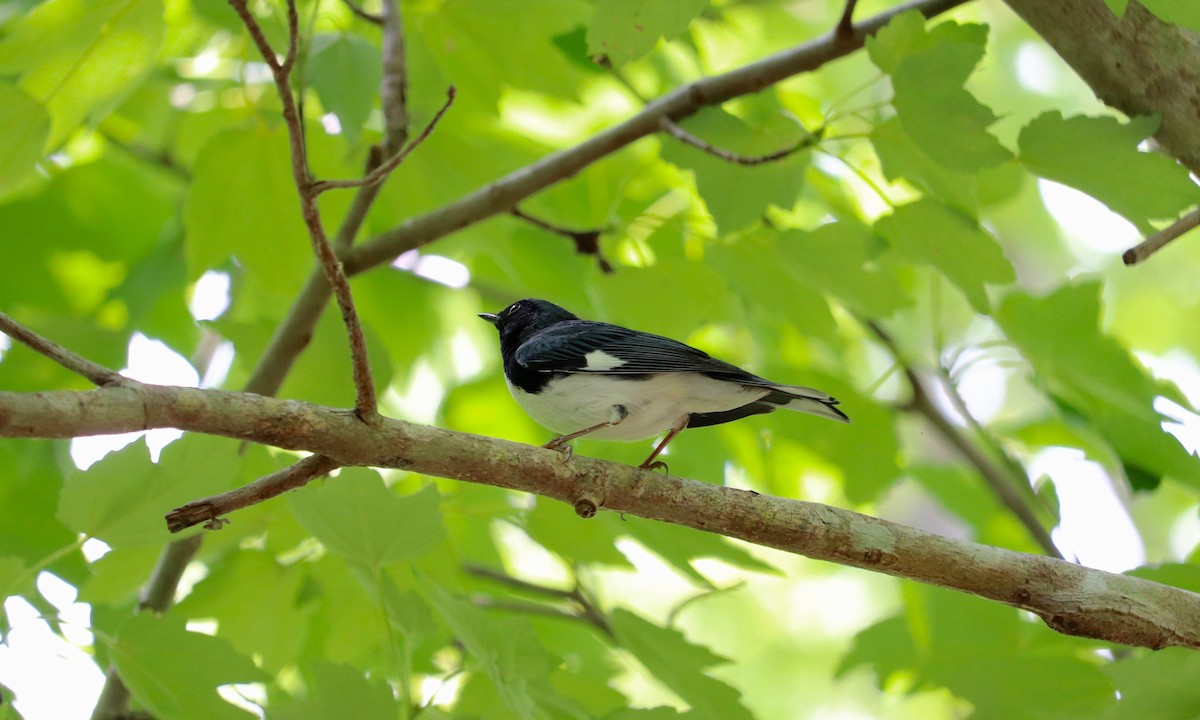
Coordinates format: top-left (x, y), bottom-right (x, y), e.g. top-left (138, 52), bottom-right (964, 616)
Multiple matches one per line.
top-left (480, 299), bottom-right (848, 469)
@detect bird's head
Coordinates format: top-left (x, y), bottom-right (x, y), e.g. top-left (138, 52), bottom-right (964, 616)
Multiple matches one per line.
top-left (479, 299), bottom-right (577, 345)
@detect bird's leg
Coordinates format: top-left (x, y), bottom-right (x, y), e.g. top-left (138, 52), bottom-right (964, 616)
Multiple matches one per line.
top-left (543, 405), bottom-right (629, 461)
top-left (639, 415), bottom-right (689, 471)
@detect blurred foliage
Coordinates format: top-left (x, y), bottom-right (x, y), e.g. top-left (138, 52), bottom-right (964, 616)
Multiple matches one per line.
top-left (1, 0), bottom-right (1199, 718)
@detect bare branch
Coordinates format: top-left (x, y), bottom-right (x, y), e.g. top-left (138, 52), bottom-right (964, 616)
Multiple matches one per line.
top-left (341, 0), bottom-right (382, 24)
top-left (511, 207), bottom-right (613, 273)
top-left (658, 117), bottom-right (815, 165)
top-left (0, 311), bottom-right (127, 387)
top-left (167, 454), bottom-right (339, 532)
top-left (869, 322), bottom-right (1062, 558)
top-left (379, 0), bottom-right (409, 154)
top-left (0, 383), bottom-right (1196, 650)
top-left (231, 0), bottom-right (378, 418)
top-left (1123, 207), bottom-right (1200, 266)
top-left (310, 86), bottom-right (456, 194)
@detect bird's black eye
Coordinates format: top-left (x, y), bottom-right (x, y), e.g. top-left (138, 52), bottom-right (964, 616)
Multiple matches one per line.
top-left (509, 301), bottom-right (522, 313)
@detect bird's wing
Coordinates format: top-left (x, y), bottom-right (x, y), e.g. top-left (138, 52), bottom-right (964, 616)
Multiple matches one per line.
top-left (515, 320), bottom-right (749, 376)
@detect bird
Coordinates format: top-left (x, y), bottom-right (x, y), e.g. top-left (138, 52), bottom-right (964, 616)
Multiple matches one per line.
top-left (479, 299), bottom-right (848, 469)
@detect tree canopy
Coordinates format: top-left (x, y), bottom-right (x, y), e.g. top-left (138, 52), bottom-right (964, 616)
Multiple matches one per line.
top-left (2, 0), bottom-right (1200, 718)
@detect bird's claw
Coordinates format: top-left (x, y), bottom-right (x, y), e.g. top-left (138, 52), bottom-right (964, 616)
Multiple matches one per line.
top-left (543, 440), bottom-right (573, 463)
top-left (639, 460), bottom-right (668, 474)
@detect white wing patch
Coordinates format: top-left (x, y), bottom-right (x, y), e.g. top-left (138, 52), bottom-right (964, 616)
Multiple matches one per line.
top-left (583, 350), bottom-right (626, 371)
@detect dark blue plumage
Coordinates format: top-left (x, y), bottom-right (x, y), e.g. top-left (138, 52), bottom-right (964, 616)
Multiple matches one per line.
top-left (480, 299), bottom-right (847, 468)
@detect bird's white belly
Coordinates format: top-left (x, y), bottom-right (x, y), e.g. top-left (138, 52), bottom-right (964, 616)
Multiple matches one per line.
top-left (507, 373), bottom-right (767, 441)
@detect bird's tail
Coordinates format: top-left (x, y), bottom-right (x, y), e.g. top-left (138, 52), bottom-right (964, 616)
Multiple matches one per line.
top-left (760, 384), bottom-right (850, 423)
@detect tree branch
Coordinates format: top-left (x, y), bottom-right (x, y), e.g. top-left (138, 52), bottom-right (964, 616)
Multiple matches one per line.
top-left (231, 0), bottom-right (378, 418)
top-left (869, 322), bottom-right (1062, 558)
top-left (378, 0), bottom-right (409, 154)
top-left (341, 0), bottom-right (382, 25)
top-left (510, 207), bottom-right (613, 273)
top-left (1123, 207), bottom-right (1200, 266)
top-left (89, 534), bottom-right (202, 720)
top-left (309, 86), bottom-right (455, 195)
top-left (464, 564), bottom-right (613, 636)
top-left (658, 117), bottom-right (815, 165)
top-left (0, 384), bottom-right (1196, 650)
top-left (166, 454), bottom-right (340, 532)
top-left (0, 310), bottom-right (127, 387)
top-left (239, 0), bottom-right (971, 401)
top-left (1002, 0), bottom-right (1200, 175)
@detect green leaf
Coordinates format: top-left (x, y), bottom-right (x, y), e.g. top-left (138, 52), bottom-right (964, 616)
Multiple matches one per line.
top-left (0, 83), bottom-right (48, 195)
top-left (1101, 649), bottom-right (1200, 719)
top-left (308, 34), bottom-right (381, 147)
top-left (612, 609), bottom-right (752, 720)
top-left (184, 125), bottom-right (314, 305)
top-left (586, 0), bottom-right (708, 66)
top-left (1127, 563), bottom-right (1200, 594)
top-left (659, 108), bottom-right (809, 233)
top-left (776, 223), bottom-right (910, 319)
top-left (866, 11), bottom-right (988, 74)
top-left (871, 116), bottom-right (982, 213)
top-left (289, 470), bottom-right (445, 570)
top-left (1019, 112), bottom-right (1200, 230)
top-left (891, 39), bottom-right (1012, 172)
top-left (0, 0), bottom-right (163, 147)
top-left (526, 497), bottom-right (632, 567)
top-left (845, 586), bottom-right (1114, 719)
top-left (420, 577), bottom-right (542, 719)
top-left (1140, 0), bottom-right (1200, 32)
top-left (0, 441), bottom-right (76, 567)
top-left (112, 614), bottom-right (265, 720)
top-left (57, 436), bottom-right (240, 548)
top-left (622, 517), bottom-right (778, 586)
top-left (174, 550), bottom-right (309, 672)
top-left (870, 15), bottom-right (1008, 171)
top-left (271, 662), bottom-right (401, 720)
top-left (0, 556), bottom-right (34, 605)
top-left (996, 283), bottom-right (1200, 488)
top-left (875, 198), bottom-right (1014, 312)
top-left (422, 0), bottom-right (591, 110)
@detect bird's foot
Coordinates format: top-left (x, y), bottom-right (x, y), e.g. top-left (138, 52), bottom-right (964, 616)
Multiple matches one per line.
top-left (542, 438), bottom-right (574, 463)
top-left (639, 460), bottom-right (668, 473)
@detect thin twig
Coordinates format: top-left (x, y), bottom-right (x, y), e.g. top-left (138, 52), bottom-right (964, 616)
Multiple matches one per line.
top-left (379, 0), bottom-right (409, 154)
top-left (465, 564), bottom-right (614, 636)
top-left (1122, 207), bottom-right (1200, 265)
top-left (232, 0), bottom-right (378, 418)
top-left (310, 86), bottom-right (456, 194)
top-left (166, 454), bottom-right (340, 532)
top-left (0, 311), bottom-right (127, 387)
top-left (510, 207), bottom-right (613, 273)
top-left (97, 129), bottom-right (191, 181)
top-left (868, 322), bottom-right (1062, 558)
top-left (341, 0), bottom-right (382, 24)
top-left (464, 563), bottom-right (576, 599)
top-left (658, 117), bottom-right (815, 165)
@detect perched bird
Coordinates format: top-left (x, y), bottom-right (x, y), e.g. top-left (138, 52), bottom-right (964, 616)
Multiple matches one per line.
top-left (480, 299), bottom-right (848, 469)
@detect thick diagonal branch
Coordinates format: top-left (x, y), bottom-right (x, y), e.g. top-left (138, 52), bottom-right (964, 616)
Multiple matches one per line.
top-left (1, 384), bottom-right (1197, 651)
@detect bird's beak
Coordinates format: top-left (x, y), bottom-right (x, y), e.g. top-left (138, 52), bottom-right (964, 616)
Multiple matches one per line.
top-left (478, 312), bottom-right (499, 326)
